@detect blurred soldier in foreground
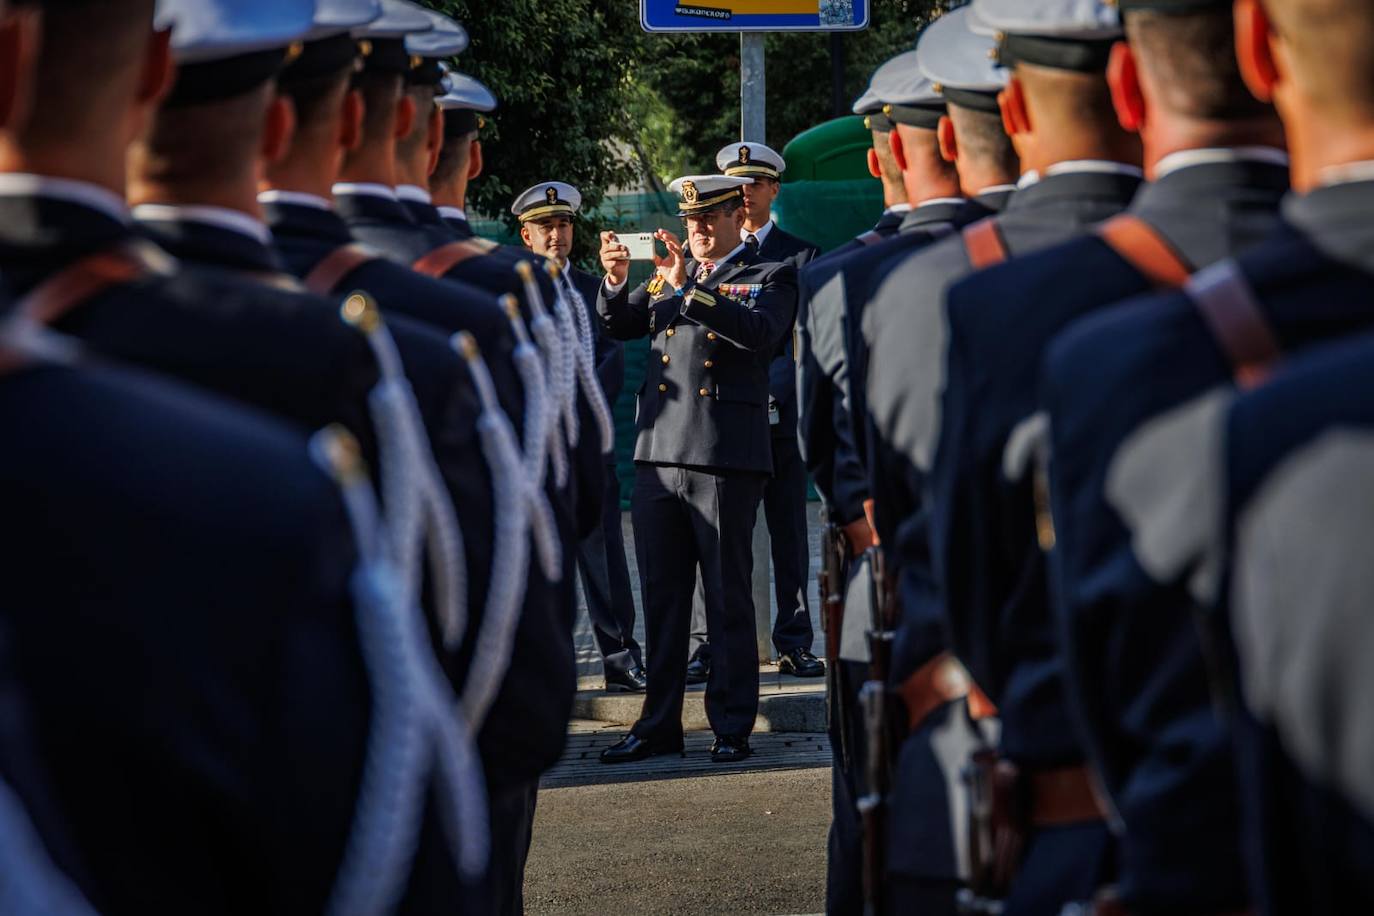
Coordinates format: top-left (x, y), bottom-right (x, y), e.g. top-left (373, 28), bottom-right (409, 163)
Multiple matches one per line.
top-left (1220, 334), bottom-right (1374, 916)
top-left (1041, 0), bottom-right (1374, 908)
top-left (512, 179), bottom-right (647, 694)
top-left (0, 0), bottom-right (477, 909)
top-left (867, 0), bottom-right (1145, 911)
top-left (936, 1), bottom-right (1288, 912)
top-left (597, 174), bottom-right (796, 765)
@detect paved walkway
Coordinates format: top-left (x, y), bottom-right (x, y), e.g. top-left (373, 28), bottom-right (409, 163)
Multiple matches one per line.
top-left (527, 724), bottom-right (832, 915)
top-left (572, 506), bottom-right (825, 680)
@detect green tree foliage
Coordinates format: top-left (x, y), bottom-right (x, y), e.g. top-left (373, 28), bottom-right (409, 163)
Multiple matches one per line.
top-left (425, 0), bottom-right (647, 262)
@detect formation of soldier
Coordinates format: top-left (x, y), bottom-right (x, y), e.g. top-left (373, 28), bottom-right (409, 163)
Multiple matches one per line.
top-left (3, 0), bottom-right (1373, 913)
top-left (801, 0), bottom-right (1374, 914)
top-left (0, 0), bottom-right (619, 911)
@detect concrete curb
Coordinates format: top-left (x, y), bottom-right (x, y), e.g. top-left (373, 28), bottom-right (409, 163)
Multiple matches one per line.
top-left (570, 666), bottom-right (828, 734)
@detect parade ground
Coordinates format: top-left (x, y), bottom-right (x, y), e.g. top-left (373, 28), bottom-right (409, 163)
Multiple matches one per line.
top-left (523, 509), bottom-right (831, 914)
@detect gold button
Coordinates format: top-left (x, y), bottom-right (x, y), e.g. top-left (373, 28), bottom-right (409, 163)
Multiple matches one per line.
top-left (699, 388), bottom-right (709, 397)
top-left (661, 354), bottom-right (670, 365)
top-left (703, 360), bottom-right (714, 368)
top-left (666, 328), bottom-right (675, 337)
top-left (707, 332), bottom-right (718, 341)
top-left (658, 383), bottom-right (667, 392)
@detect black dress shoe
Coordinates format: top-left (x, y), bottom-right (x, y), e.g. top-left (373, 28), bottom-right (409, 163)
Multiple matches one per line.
top-left (778, 647), bottom-right (826, 678)
top-left (604, 665), bottom-right (647, 693)
top-left (599, 734), bottom-right (684, 764)
top-left (685, 655), bottom-right (709, 685)
top-left (709, 735), bottom-right (752, 763)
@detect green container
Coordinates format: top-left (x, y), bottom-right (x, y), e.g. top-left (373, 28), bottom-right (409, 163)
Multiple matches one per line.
top-left (781, 114), bottom-right (876, 182)
top-left (774, 116), bottom-right (884, 254)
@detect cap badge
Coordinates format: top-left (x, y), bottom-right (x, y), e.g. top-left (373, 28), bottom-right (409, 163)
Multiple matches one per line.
top-left (546, 186), bottom-right (559, 205)
top-left (682, 180), bottom-right (699, 204)
top-left (738, 145), bottom-right (751, 165)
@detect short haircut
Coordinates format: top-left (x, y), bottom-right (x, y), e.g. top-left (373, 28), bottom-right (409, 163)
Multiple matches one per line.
top-left (897, 122), bottom-right (958, 184)
top-left (1016, 62), bottom-right (1120, 131)
top-left (141, 82), bottom-right (270, 187)
top-left (1263, 0), bottom-right (1374, 120)
top-left (352, 69), bottom-right (403, 142)
top-left (15, 0), bottom-right (155, 151)
top-left (870, 128), bottom-right (904, 194)
top-left (396, 83), bottom-right (436, 161)
top-left (278, 68), bottom-right (351, 131)
top-left (431, 131), bottom-right (475, 188)
top-left (1126, 7), bottom-right (1270, 121)
top-left (948, 105), bottom-right (1019, 178)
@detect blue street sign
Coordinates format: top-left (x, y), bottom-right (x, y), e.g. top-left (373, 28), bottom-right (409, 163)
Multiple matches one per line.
top-left (640, 0), bottom-right (870, 32)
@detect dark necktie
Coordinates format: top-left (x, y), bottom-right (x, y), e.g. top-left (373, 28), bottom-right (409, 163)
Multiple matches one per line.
top-left (746, 233), bottom-right (759, 253)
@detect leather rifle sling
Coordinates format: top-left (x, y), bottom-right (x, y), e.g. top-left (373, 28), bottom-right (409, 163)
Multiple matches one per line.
top-left (413, 240), bottom-right (487, 279)
top-left (302, 243), bottom-right (379, 297)
top-left (962, 218), bottom-right (1010, 270)
top-left (1095, 215), bottom-right (1192, 289)
top-left (16, 247), bottom-right (147, 327)
top-left (1186, 260), bottom-right (1283, 390)
top-left (1097, 216), bottom-right (1280, 387)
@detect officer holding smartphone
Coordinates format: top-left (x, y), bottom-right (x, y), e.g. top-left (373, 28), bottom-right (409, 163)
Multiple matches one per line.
top-left (595, 175), bottom-right (798, 764)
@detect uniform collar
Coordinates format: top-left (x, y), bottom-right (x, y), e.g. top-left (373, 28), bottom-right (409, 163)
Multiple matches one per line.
top-left (260, 194), bottom-right (354, 244)
top-left (395, 184), bottom-right (432, 204)
top-left (1317, 160), bottom-right (1374, 188)
top-left (438, 205), bottom-right (467, 222)
top-left (1154, 146), bottom-right (1289, 180)
top-left (1282, 172), bottom-right (1374, 269)
top-left (885, 203), bottom-right (913, 215)
top-left (976, 184), bottom-right (1017, 197)
top-left (916, 196), bottom-right (964, 209)
top-left (698, 241), bottom-right (748, 275)
top-left (1017, 159), bottom-right (1144, 189)
top-left (0, 173), bottom-right (130, 224)
top-left (332, 181), bottom-right (399, 201)
top-left (743, 219), bottom-right (774, 247)
top-left (130, 203), bottom-right (273, 247)
top-left (257, 189), bottom-right (333, 212)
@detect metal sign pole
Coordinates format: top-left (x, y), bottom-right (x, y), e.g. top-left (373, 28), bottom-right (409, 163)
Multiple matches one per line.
top-left (740, 32), bottom-right (766, 143)
top-left (740, 31), bottom-right (773, 662)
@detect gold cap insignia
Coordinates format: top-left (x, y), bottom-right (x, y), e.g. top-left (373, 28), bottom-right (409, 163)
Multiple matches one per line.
top-left (545, 186), bottom-right (559, 205)
top-left (738, 144), bottom-right (751, 165)
top-left (682, 180), bottom-right (699, 204)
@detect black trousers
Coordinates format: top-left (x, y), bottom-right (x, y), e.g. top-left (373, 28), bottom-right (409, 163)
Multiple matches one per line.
top-left (483, 780), bottom-right (539, 915)
top-left (575, 462), bottom-right (643, 676)
top-left (689, 433), bottom-right (813, 660)
top-left (630, 464), bottom-right (765, 742)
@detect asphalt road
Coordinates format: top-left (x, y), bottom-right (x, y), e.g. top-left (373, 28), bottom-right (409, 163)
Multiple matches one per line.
top-left (525, 728), bottom-right (831, 915)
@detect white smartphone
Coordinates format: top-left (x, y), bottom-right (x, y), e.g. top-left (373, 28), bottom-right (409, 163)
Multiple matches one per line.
top-left (618, 232), bottom-right (659, 261)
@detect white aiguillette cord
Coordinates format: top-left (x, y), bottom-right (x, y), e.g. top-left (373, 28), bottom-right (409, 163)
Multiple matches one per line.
top-left (338, 291), bottom-right (468, 651)
top-left (548, 261), bottom-right (615, 456)
top-left (514, 262), bottom-right (572, 487)
top-left (311, 426), bottom-right (488, 916)
top-left (450, 332), bottom-right (560, 728)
